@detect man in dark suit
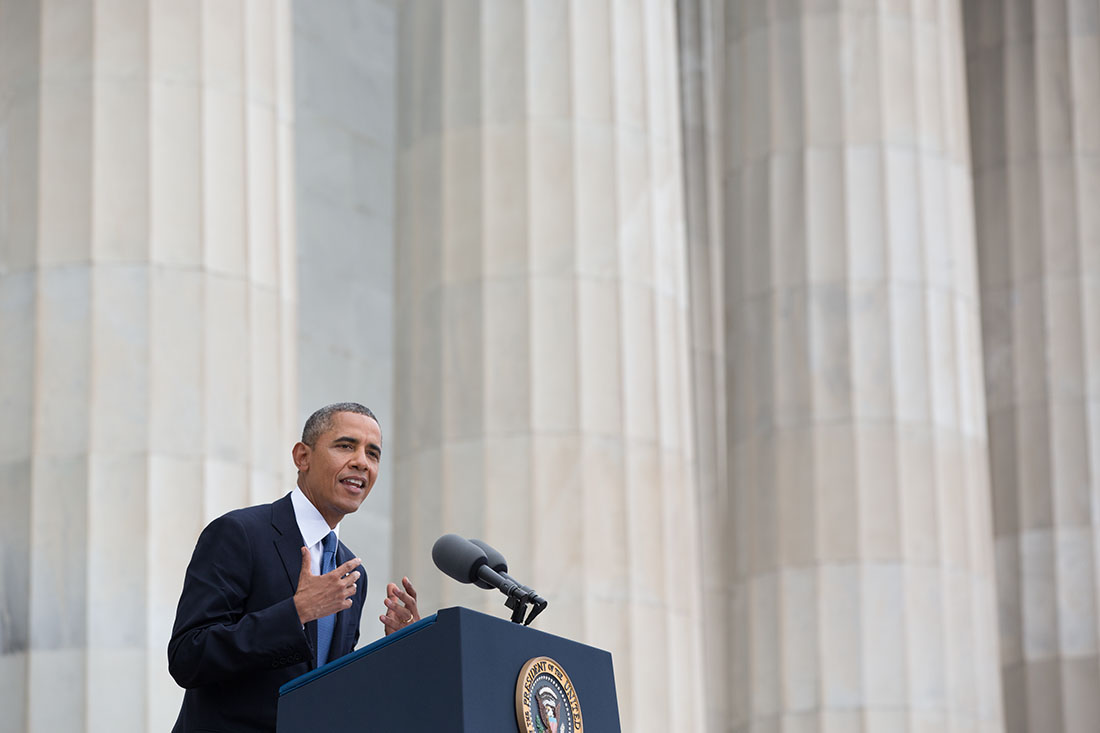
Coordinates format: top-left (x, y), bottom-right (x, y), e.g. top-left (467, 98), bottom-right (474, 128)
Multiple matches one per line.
top-left (168, 403), bottom-right (420, 732)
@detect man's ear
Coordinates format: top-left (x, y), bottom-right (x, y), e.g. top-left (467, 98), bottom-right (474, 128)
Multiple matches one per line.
top-left (292, 442), bottom-right (311, 472)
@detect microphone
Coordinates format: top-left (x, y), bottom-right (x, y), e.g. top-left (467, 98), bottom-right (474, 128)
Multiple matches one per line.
top-left (431, 533), bottom-right (521, 594)
top-left (431, 534), bottom-right (548, 625)
top-left (467, 538), bottom-right (508, 574)
top-left (467, 538), bottom-right (506, 590)
top-left (431, 533), bottom-right (488, 584)
top-left (468, 538), bottom-right (547, 609)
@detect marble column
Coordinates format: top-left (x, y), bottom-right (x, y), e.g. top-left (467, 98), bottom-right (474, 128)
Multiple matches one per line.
top-left (964, 1), bottom-right (1100, 731)
top-left (0, 1), bottom-right (297, 731)
top-left (677, 0), bottom-right (731, 730)
top-left (394, 1), bottom-right (705, 729)
top-left (723, 3), bottom-right (1003, 731)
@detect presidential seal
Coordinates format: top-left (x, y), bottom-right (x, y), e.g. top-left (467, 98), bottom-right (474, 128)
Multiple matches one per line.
top-left (515, 656), bottom-right (583, 733)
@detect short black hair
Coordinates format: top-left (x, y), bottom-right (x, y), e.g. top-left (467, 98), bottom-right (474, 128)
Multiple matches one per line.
top-left (301, 403), bottom-right (379, 446)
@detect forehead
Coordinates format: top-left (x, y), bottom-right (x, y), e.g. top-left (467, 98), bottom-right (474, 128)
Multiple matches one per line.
top-left (322, 411), bottom-right (381, 442)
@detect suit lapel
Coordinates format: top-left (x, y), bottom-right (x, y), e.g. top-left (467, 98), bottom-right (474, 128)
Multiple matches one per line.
top-left (271, 493), bottom-right (305, 595)
top-left (271, 494), bottom-right (323, 668)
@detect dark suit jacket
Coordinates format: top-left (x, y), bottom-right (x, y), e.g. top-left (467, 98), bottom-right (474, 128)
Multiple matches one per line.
top-left (168, 493), bottom-right (368, 732)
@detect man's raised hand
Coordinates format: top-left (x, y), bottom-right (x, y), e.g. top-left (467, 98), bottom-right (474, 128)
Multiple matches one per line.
top-left (379, 577), bottom-right (420, 636)
top-left (293, 546), bottom-right (362, 625)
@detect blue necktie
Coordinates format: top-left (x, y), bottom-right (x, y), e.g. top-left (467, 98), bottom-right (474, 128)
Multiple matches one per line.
top-left (316, 531), bottom-right (338, 666)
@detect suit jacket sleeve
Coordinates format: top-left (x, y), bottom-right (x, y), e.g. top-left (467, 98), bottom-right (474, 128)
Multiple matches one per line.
top-left (167, 512), bottom-right (312, 689)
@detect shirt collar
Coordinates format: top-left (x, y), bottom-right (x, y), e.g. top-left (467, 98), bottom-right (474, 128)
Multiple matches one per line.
top-left (291, 486), bottom-right (339, 548)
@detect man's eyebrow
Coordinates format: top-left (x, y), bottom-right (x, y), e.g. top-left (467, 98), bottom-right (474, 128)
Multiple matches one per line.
top-left (332, 435), bottom-right (382, 453)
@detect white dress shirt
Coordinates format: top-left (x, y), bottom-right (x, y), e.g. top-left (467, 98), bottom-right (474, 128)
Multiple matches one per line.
top-left (290, 487), bottom-right (339, 577)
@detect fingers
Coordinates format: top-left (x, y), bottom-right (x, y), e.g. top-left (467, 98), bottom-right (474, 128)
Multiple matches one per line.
top-left (293, 552), bottom-right (362, 624)
top-left (387, 582), bottom-right (416, 606)
top-left (379, 614), bottom-right (401, 635)
top-left (296, 581), bottom-right (357, 625)
top-left (378, 604), bottom-right (415, 636)
top-left (383, 591), bottom-right (419, 624)
top-left (335, 557), bottom-right (362, 577)
top-left (334, 570), bottom-right (359, 597)
top-left (380, 577), bottom-right (420, 635)
top-left (401, 576), bottom-right (418, 599)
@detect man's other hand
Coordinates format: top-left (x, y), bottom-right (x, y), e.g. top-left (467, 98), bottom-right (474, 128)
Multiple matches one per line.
top-left (379, 577), bottom-right (420, 635)
top-left (293, 546), bottom-right (362, 624)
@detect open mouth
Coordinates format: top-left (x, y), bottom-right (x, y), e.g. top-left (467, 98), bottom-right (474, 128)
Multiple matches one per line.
top-left (340, 477), bottom-right (366, 490)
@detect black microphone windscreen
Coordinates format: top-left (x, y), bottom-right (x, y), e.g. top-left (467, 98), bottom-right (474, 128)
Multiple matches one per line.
top-left (468, 538), bottom-right (507, 573)
top-left (468, 538), bottom-right (507, 590)
top-left (432, 533), bottom-right (487, 584)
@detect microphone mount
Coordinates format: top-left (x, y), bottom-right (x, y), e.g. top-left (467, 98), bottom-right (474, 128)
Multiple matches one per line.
top-left (474, 564), bottom-right (547, 626)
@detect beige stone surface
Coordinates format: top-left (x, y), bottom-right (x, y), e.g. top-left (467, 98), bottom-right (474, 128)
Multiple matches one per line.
top-left (393, 1), bottom-right (705, 730)
top-left (965, 0), bottom-right (1100, 730)
top-left (0, 2), bottom-right (297, 731)
top-left (723, 2), bottom-right (1003, 731)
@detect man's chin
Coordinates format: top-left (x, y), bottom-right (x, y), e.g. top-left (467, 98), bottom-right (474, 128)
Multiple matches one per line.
top-left (340, 497), bottom-right (368, 515)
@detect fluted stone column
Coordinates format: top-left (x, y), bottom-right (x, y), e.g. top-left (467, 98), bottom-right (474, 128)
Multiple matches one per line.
top-left (677, 0), bottom-right (730, 730)
top-left (394, 1), bottom-right (704, 729)
top-left (0, 2), bottom-right (297, 731)
top-left (724, 3), bottom-right (1003, 731)
top-left (964, 2), bottom-right (1100, 731)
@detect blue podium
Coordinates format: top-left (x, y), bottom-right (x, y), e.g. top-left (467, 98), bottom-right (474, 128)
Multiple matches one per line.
top-left (277, 606), bottom-right (621, 731)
